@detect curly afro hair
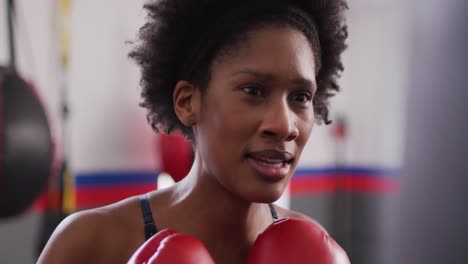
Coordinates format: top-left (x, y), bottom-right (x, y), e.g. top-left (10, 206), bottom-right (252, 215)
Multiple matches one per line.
top-left (129, 0), bottom-right (348, 141)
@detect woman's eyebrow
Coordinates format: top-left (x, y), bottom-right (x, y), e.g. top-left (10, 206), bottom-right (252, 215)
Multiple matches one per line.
top-left (292, 78), bottom-right (317, 92)
top-left (231, 69), bottom-right (316, 90)
top-left (231, 69), bottom-right (275, 81)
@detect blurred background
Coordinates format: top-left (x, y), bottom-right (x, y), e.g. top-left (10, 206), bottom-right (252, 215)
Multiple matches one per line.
top-left (0, 0), bottom-right (466, 263)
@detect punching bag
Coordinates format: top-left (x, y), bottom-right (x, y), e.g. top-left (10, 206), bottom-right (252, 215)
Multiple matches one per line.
top-left (160, 133), bottom-right (193, 183)
top-left (0, 67), bottom-right (54, 218)
top-left (0, 0), bottom-right (55, 219)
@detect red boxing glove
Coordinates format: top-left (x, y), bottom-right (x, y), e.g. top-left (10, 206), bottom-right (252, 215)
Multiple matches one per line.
top-left (127, 229), bottom-right (215, 264)
top-left (247, 218), bottom-right (350, 264)
top-left (128, 229), bottom-right (176, 263)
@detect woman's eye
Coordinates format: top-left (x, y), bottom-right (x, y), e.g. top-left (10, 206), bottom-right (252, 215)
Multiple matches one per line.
top-left (291, 92), bottom-right (312, 103)
top-left (241, 86), bottom-right (262, 96)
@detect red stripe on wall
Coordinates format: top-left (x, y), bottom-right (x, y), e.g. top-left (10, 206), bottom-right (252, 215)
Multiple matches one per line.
top-left (31, 169), bottom-right (399, 212)
top-left (290, 176), bottom-right (399, 195)
top-left (290, 177), bottom-right (338, 194)
top-left (340, 176), bottom-right (399, 193)
top-left (75, 184), bottom-right (156, 209)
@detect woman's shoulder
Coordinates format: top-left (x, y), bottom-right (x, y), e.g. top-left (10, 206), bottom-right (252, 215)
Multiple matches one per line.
top-left (37, 196), bottom-right (145, 264)
top-left (271, 204), bottom-right (328, 234)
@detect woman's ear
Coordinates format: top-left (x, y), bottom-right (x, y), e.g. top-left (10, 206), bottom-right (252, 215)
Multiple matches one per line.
top-left (173, 80), bottom-right (200, 127)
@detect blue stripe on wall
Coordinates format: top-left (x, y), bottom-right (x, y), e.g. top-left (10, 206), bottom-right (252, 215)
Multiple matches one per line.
top-left (75, 171), bottom-right (159, 187)
top-left (73, 166), bottom-right (399, 187)
top-left (294, 167), bottom-right (400, 178)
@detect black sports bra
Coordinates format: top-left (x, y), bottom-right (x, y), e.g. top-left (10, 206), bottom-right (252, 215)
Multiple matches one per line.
top-left (139, 194), bottom-right (279, 240)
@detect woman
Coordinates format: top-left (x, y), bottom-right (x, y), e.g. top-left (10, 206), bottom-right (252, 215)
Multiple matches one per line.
top-left (38, 0), bottom-right (348, 263)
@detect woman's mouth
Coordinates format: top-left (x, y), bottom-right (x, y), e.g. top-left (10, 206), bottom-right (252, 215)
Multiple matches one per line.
top-left (246, 150), bottom-right (294, 181)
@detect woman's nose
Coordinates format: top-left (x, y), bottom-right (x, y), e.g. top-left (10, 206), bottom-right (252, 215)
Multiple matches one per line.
top-left (260, 100), bottom-right (299, 142)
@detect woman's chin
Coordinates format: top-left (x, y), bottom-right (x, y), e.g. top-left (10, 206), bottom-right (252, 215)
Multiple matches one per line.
top-left (244, 185), bottom-right (286, 204)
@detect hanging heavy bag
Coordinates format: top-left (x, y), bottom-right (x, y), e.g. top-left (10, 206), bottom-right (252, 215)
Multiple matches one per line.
top-left (0, 66), bottom-right (54, 218)
top-left (0, 67), bottom-right (53, 218)
top-left (0, 0), bottom-right (54, 219)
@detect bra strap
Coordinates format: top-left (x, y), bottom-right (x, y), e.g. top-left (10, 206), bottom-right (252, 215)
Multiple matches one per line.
top-left (268, 204), bottom-right (279, 221)
top-left (139, 194), bottom-right (158, 240)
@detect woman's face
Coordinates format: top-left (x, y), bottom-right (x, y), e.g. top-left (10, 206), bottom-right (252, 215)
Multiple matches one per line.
top-left (194, 25), bottom-right (317, 203)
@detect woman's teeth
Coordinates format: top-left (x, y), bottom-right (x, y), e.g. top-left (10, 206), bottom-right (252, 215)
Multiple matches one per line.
top-left (256, 159), bottom-right (284, 167)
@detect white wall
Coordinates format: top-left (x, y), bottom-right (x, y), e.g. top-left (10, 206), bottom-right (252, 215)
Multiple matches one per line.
top-left (300, 0), bottom-right (409, 169)
top-left (68, 0), bottom-right (157, 172)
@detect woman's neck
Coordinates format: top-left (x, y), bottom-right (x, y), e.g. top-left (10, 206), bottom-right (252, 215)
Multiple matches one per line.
top-left (166, 155), bottom-right (274, 251)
